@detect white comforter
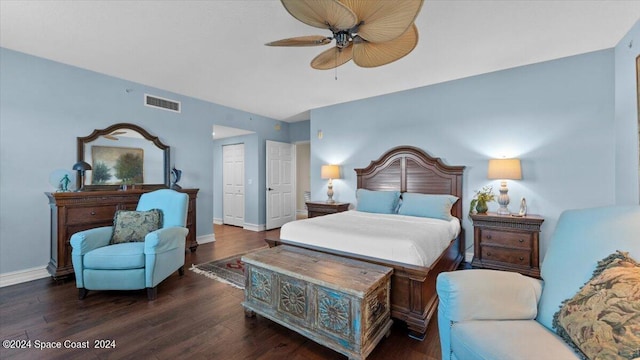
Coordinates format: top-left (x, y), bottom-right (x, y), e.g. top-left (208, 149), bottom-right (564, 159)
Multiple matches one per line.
top-left (280, 210), bottom-right (461, 267)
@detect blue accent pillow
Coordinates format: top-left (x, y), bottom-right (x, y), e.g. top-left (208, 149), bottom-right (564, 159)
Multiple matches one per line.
top-left (356, 189), bottom-right (401, 214)
top-left (397, 193), bottom-right (459, 220)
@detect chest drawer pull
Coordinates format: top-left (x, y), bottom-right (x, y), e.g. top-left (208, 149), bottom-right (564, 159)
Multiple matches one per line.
top-left (519, 256), bottom-right (524, 261)
top-left (518, 239), bottom-right (524, 243)
top-left (90, 211), bottom-right (96, 215)
top-left (486, 234), bottom-right (492, 240)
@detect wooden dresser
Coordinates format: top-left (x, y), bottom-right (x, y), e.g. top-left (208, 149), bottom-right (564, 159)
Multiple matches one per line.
top-left (45, 188), bottom-right (198, 280)
top-left (306, 201), bottom-right (350, 218)
top-left (470, 212), bottom-right (544, 278)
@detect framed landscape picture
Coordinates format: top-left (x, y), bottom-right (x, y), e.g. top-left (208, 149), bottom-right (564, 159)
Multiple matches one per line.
top-left (91, 146), bottom-right (144, 185)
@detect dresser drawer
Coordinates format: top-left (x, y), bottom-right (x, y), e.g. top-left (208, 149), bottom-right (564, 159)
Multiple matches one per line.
top-left (66, 205), bottom-right (118, 225)
top-left (481, 246), bottom-right (531, 267)
top-left (480, 229), bottom-right (532, 249)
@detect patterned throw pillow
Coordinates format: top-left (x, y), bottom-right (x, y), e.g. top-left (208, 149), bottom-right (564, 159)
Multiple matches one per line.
top-left (110, 209), bottom-right (163, 244)
top-left (552, 251), bottom-right (640, 360)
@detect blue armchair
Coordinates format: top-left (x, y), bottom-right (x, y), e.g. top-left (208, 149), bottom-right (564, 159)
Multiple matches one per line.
top-left (70, 189), bottom-right (189, 300)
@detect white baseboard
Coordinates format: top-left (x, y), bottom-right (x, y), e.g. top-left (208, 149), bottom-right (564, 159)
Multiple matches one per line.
top-left (213, 219), bottom-right (265, 232)
top-left (0, 266), bottom-right (50, 288)
top-left (196, 233), bottom-right (215, 244)
top-left (296, 209), bottom-right (308, 216)
top-left (243, 223), bottom-right (266, 232)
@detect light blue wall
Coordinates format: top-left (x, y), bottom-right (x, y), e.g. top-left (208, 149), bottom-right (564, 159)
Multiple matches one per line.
top-left (289, 120), bottom-right (311, 143)
top-left (310, 49), bottom-right (617, 260)
top-left (0, 48), bottom-right (292, 274)
top-left (614, 20), bottom-right (640, 204)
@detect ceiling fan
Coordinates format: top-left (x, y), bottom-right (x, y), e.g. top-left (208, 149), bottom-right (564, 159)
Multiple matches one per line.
top-left (103, 131), bottom-right (126, 140)
top-left (266, 0), bottom-right (424, 70)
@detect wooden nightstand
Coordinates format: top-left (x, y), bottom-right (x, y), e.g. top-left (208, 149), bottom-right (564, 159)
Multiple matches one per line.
top-left (306, 201), bottom-right (349, 218)
top-left (470, 212), bottom-right (544, 278)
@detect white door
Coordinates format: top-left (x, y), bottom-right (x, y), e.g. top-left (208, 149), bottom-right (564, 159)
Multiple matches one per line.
top-left (223, 144), bottom-right (244, 227)
top-left (266, 140), bottom-right (295, 230)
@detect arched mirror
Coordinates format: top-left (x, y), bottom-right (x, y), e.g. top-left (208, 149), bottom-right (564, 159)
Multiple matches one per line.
top-left (77, 123), bottom-right (170, 190)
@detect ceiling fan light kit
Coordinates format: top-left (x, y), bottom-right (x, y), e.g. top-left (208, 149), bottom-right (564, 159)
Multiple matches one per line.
top-left (267, 0), bottom-right (424, 70)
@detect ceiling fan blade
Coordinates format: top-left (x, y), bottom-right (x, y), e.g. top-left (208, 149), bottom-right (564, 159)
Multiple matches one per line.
top-left (281, 0), bottom-right (357, 30)
top-left (340, 0), bottom-right (423, 43)
top-left (352, 24), bottom-right (418, 68)
top-left (103, 130), bottom-right (126, 140)
top-left (266, 35), bottom-right (332, 47)
top-left (311, 44), bottom-right (353, 70)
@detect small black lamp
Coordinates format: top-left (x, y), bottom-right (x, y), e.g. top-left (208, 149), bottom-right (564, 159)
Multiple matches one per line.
top-left (72, 161), bottom-right (92, 191)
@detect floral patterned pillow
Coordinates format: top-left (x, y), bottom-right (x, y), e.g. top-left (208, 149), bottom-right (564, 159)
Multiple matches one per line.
top-left (110, 209), bottom-right (163, 244)
top-left (552, 251), bottom-right (640, 360)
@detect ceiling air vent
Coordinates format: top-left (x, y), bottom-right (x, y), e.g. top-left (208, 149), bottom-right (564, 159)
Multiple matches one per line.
top-left (144, 94), bottom-right (181, 113)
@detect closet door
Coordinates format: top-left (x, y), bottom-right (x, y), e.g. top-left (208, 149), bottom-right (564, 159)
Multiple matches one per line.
top-left (223, 143), bottom-right (244, 227)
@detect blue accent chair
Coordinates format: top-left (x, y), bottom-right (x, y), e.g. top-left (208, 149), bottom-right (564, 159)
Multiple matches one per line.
top-left (436, 205), bottom-right (640, 360)
top-left (70, 189), bottom-right (189, 300)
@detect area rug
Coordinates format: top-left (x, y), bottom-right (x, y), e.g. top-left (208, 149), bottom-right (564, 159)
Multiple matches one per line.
top-left (189, 248), bottom-right (266, 289)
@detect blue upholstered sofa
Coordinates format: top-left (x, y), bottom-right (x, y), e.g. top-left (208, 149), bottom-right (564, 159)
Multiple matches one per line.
top-left (436, 205), bottom-right (639, 359)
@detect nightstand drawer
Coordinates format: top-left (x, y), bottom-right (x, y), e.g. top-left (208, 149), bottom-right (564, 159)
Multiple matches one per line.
top-left (481, 246), bottom-right (531, 267)
top-left (306, 201), bottom-right (349, 218)
top-left (311, 207), bottom-right (337, 215)
top-left (480, 229), bottom-right (532, 249)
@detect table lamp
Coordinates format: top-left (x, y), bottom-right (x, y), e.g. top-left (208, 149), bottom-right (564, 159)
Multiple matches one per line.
top-left (321, 165), bottom-right (340, 204)
top-left (73, 161), bottom-right (92, 192)
top-left (487, 158), bottom-right (522, 215)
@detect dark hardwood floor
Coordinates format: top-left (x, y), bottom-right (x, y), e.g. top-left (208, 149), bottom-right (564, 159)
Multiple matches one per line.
top-left (0, 225), bottom-right (442, 360)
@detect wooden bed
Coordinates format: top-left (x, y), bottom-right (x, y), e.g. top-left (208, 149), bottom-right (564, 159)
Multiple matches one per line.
top-left (269, 146), bottom-right (465, 340)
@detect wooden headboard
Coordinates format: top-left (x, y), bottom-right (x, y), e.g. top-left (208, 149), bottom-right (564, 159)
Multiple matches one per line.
top-left (354, 146), bottom-right (465, 221)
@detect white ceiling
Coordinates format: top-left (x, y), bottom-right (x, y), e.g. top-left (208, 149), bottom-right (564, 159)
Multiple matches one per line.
top-left (212, 124), bottom-right (255, 140)
top-left (1, 1), bottom-right (639, 122)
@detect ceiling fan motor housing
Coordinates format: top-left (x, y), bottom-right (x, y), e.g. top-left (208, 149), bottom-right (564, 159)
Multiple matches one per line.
top-left (334, 31), bottom-right (349, 48)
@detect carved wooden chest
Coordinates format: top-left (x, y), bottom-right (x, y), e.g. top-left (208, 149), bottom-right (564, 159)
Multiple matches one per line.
top-left (242, 245), bottom-right (393, 360)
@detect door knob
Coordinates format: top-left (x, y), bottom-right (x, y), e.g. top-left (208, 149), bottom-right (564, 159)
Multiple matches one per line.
top-left (268, 188), bottom-right (274, 191)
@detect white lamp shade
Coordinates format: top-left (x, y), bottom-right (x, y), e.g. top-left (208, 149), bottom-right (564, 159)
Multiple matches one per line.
top-left (321, 165), bottom-right (340, 179)
top-left (488, 158), bottom-right (522, 180)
